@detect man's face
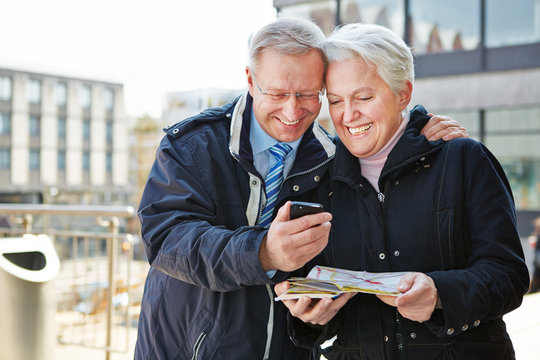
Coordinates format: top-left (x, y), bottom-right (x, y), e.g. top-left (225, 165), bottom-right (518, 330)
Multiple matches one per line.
top-left (247, 49), bottom-right (325, 143)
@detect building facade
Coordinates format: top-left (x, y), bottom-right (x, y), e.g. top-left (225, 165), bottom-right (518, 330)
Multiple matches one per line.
top-left (274, 0), bottom-right (540, 235)
top-left (0, 67), bottom-right (130, 205)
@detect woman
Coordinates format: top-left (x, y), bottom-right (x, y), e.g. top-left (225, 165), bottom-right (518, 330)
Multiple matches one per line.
top-left (276, 23), bottom-right (529, 359)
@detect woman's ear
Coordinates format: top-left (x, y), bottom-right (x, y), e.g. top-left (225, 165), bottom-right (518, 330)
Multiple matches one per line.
top-left (398, 80), bottom-right (413, 111)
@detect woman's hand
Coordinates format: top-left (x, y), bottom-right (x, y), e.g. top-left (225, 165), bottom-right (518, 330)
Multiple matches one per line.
top-left (377, 272), bottom-right (439, 323)
top-left (274, 281), bottom-right (355, 325)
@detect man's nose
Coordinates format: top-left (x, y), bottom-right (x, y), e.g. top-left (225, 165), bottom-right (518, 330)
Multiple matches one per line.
top-left (281, 95), bottom-right (303, 120)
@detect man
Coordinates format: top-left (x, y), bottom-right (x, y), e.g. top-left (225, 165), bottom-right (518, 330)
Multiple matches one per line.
top-left (135, 17), bottom-right (465, 360)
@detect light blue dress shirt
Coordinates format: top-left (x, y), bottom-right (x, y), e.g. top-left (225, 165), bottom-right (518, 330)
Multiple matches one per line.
top-left (250, 109), bottom-right (303, 278)
top-left (250, 110), bottom-right (302, 180)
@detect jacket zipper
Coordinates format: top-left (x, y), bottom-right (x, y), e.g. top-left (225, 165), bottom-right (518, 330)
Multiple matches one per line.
top-left (257, 156), bottom-right (334, 223)
top-left (190, 332), bottom-right (207, 360)
top-left (284, 156), bottom-right (334, 183)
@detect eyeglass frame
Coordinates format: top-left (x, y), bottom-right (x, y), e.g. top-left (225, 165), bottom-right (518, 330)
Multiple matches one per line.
top-left (251, 71), bottom-right (324, 105)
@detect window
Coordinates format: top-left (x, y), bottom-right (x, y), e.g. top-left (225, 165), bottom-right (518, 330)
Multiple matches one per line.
top-left (341, 0), bottom-right (404, 36)
top-left (27, 79), bottom-right (42, 104)
top-left (29, 149), bottom-right (40, 170)
top-left (58, 150), bottom-right (66, 171)
top-left (487, 0), bottom-right (540, 47)
top-left (0, 112), bottom-right (10, 135)
top-left (484, 106), bottom-right (540, 210)
top-left (279, 0), bottom-right (337, 35)
top-left (409, 0), bottom-right (480, 54)
top-left (58, 116), bottom-right (66, 139)
top-left (0, 76), bottom-right (11, 101)
top-left (30, 115), bottom-right (41, 136)
top-left (56, 82), bottom-right (67, 107)
top-left (80, 85), bottom-right (91, 109)
top-left (83, 151), bottom-right (90, 171)
top-left (106, 121), bottom-right (113, 142)
top-left (104, 88), bottom-right (114, 111)
top-left (106, 152), bottom-right (112, 172)
top-left (0, 149), bottom-right (9, 169)
top-left (82, 118), bottom-right (91, 141)
top-left (29, 115), bottom-right (40, 136)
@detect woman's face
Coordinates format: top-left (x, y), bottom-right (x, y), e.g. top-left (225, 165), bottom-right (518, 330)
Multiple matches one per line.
top-left (326, 57), bottom-right (411, 158)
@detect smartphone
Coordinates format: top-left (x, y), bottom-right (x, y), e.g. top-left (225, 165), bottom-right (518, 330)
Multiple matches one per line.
top-left (290, 201), bottom-right (324, 220)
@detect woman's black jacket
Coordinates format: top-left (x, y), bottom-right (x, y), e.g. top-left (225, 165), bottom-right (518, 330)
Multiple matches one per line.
top-left (289, 106), bottom-right (529, 360)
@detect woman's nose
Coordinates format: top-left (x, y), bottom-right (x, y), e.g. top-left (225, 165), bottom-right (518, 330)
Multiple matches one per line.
top-left (343, 102), bottom-right (358, 123)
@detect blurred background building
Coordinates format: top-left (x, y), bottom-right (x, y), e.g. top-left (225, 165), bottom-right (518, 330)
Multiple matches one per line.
top-left (0, 68), bottom-right (130, 206)
top-left (274, 0), bottom-right (540, 236)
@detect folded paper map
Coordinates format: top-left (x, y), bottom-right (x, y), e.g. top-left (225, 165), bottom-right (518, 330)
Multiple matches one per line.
top-left (275, 265), bottom-right (408, 301)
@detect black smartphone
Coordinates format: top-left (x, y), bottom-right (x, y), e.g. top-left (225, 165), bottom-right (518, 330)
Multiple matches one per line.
top-left (290, 201), bottom-right (324, 220)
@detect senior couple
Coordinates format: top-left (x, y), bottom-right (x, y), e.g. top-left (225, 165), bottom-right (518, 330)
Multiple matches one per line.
top-left (135, 16), bottom-right (528, 360)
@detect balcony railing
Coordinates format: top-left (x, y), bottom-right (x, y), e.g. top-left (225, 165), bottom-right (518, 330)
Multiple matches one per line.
top-left (0, 204), bottom-right (145, 360)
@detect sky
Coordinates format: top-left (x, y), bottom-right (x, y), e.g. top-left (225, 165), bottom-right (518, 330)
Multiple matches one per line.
top-left (0, 0), bottom-right (277, 118)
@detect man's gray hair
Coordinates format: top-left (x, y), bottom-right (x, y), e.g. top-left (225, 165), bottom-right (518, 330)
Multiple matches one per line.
top-left (324, 23), bottom-right (414, 94)
top-left (248, 16), bottom-right (328, 72)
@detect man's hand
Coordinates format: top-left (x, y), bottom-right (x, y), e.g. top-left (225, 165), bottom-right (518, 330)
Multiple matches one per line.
top-left (274, 281), bottom-right (355, 325)
top-left (421, 114), bottom-right (469, 141)
top-left (259, 201), bottom-right (332, 272)
top-left (377, 272), bottom-right (439, 323)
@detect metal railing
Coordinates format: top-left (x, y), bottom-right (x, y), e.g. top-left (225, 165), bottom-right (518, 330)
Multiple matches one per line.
top-left (0, 204), bottom-right (145, 360)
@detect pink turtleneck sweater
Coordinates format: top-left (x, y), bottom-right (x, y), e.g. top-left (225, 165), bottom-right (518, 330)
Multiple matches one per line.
top-left (359, 112), bottom-right (409, 192)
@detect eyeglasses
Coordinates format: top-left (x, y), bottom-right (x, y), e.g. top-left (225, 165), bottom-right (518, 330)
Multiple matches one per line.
top-left (252, 72), bottom-right (323, 105)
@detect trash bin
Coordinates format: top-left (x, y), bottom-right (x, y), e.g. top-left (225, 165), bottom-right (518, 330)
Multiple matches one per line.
top-left (0, 234), bottom-right (61, 360)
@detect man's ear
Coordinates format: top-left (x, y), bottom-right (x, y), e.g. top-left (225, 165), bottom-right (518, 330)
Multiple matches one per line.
top-left (398, 80), bottom-right (413, 111)
top-left (246, 67), bottom-right (255, 97)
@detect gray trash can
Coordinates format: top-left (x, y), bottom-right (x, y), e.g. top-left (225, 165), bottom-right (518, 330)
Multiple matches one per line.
top-left (0, 234), bottom-right (61, 360)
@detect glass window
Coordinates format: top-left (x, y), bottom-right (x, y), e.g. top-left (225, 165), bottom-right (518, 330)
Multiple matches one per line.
top-left (56, 82), bottom-right (67, 107)
top-left (29, 115), bottom-right (40, 136)
top-left (27, 79), bottom-right (42, 104)
top-left (104, 88), bottom-right (114, 111)
top-left (29, 149), bottom-right (40, 170)
top-left (486, 0), bottom-right (540, 47)
top-left (83, 151), bottom-right (90, 171)
top-left (106, 152), bottom-right (112, 172)
top-left (0, 112), bottom-right (10, 135)
top-left (0, 148), bottom-right (9, 169)
top-left (83, 118), bottom-right (91, 141)
top-left (484, 106), bottom-right (540, 210)
top-left (58, 150), bottom-right (66, 171)
top-left (341, 0), bottom-right (405, 37)
top-left (58, 116), bottom-right (66, 139)
top-left (409, 0), bottom-right (480, 54)
top-left (0, 76), bottom-right (11, 101)
top-left (279, 0), bottom-right (337, 35)
top-left (106, 121), bottom-right (113, 142)
top-left (80, 85), bottom-right (91, 109)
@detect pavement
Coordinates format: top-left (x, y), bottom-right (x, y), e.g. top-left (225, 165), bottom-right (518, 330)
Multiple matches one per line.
top-left (503, 291), bottom-right (540, 360)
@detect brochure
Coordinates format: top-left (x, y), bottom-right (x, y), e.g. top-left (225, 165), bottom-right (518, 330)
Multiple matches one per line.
top-left (275, 265), bottom-right (408, 301)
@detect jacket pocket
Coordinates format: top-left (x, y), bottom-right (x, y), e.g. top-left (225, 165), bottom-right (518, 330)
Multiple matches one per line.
top-left (175, 306), bottom-right (226, 360)
top-left (436, 207), bottom-right (455, 270)
top-left (189, 332), bottom-right (207, 360)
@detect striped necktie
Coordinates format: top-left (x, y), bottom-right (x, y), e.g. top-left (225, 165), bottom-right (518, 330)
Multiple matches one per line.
top-left (258, 143), bottom-right (292, 228)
